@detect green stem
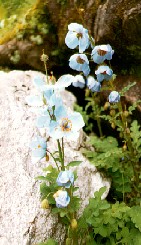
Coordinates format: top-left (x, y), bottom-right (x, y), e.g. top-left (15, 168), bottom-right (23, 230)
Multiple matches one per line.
top-left (44, 61), bottom-right (49, 84)
top-left (122, 171), bottom-right (125, 202)
top-left (47, 150), bottom-right (60, 171)
top-left (57, 139), bottom-right (65, 171)
top-left (96, 116), bottom-right (103, 138)
top-left (118, 102), bottom-right (134, 155)
top-left (61, 137), bottom-right (65, 164)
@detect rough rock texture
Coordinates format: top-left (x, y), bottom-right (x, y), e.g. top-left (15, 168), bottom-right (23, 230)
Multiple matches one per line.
top-left (0, 70), bottom-right (110, 245)
top-left (94, 0), bottom-right (141, 65)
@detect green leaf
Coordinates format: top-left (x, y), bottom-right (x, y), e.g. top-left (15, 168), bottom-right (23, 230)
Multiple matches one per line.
top-left (120, 81), bottom-right (136, 95)
top-left (89, 136), bottom-right (118, 152)
top-left (36, 176), bottom-right (47, 181)
top-left (67, 161), bottom-right (82, 167)
top-left (37, 239), bottom-right (58, 245)
top-left (129, 206), bottom-right (141, 231)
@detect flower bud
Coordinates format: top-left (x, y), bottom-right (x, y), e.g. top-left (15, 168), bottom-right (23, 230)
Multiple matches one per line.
top-left (123, 111), bottom-right (129, 117)
top-left (85, 88), bottom-right (90, 97)
top-left (103, 102), bottom-right (110, 110)
top-left (71, 219), bottom-right (78, 229)
top-left (110, 109), bottom-right (116, 117)
top-left (41, 199), bottom-right (49, 209)
top-left (108, 91), bottom-right (120, 103)
top-left (46, 154), bottom-right (49, 161)
top-left (125, 128), bottom-right (130, 134)
top-left (111, 122), bottom-right (116, 129)
top-left (119, 132), bottom-right (123, 138)
top-left (66, 238), bottom-right (71, 245)
top-left (122, 144), bottom-right (127, 151)
top-left (40, 53), bottom-right (49, 62)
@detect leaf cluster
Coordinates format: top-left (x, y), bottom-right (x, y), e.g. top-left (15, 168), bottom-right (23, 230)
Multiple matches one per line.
top-left (78, 188), bottom-right (141, 245)
top-left (83, 136), bottom-right (133, 198)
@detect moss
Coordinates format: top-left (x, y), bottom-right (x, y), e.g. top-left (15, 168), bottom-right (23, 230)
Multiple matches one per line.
top-left (0, 0), bottom-right (52, 44)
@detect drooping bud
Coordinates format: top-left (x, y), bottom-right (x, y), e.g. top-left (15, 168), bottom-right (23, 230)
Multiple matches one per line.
top-left (123, 111), bottom-right (129, 117)
top-left (122, 143), bottom-right (127, 151)
top-left (46, 154), bottom-right (49, 161)
top-left (103, 102), bottom-right (110, 110)
top-left (125, 128), bottom-right (130, 134)
top-left (41, 199), bottom-right (49, 209)
top-left (71, 219), bottom-right (78, 229)
top-left (111, 122), bottom-right (116, 129)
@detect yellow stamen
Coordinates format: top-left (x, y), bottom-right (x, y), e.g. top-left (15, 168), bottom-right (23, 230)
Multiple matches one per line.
top-left (61, 118), bottom-right (72, 132)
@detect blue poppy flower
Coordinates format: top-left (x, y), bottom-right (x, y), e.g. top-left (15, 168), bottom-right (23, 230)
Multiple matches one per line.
top-left (65, 23), bottom-right (89, 53)
top-left (56, 170), bottom-right (74, 188)
top-left (72, 75), bottom-right (85, 88)
top-left (87, 76), bottom-right (101, 92)
top-left (30, 136), bottom-right (47, 161)
top-left (69, 54), bottom-right (90, 76)
top-left (33, 75), bottom-right (74, 92)
top-left (91, 44), bottom-right (114, 64)
top-left (49, 111), bottom-right (85, 140)
top-left (25, 95), bottom-right (44, 107)
top-left (108, 91), bottom-right (120, 103)
top-left (53, 190), bottom-right (70, 208)
top-left (36, 108), bottom-right (51, 128)
top-left (95, 65), bottom-right (113, 82)
top-left (36, 97), bottom-right (66, 129)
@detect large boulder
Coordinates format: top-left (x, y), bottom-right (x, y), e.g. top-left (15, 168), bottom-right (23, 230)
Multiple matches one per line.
top-left (0, 70), bottom-right (110, 245)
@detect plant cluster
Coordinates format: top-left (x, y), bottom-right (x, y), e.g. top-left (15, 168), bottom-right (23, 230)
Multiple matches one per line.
top-left (26, 22), bottom-right (141, 244)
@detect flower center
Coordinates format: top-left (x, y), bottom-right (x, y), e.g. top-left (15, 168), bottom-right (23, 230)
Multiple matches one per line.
top-left (97, 49), bottom-right (107, 56)
top-left (38, 144), bottom-right (41, 148)
top-left (76, 56), bottom-right (85, 64)
top-left (61, 118), bottom-right (72, 132)
top-left (101, 70), bottom-right (107, 75)
top-left (77, 32), bottom-right (83, 39)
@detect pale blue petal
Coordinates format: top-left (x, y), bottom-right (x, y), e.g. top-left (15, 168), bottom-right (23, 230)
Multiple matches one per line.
top-left (36, 115), bottom-right (50, 128)
top-left (57, 74), bottom-right (75, 88)
top-left (68, 23), bottom-right (83, 32)
top-left (25, 95), bottom-right (43, 106)
top-left (32, 148), bottom-right (46, 158)
top-left (72, 75), bottom-right (85, 88)
top-left (65, 31), bottom-right (78, 49)
top-left (69, 112), bottom-right (85, 131)
top-left (33, 76), bottom-right (45, 88)
top-left (54, 105), bottom-right (67, 120)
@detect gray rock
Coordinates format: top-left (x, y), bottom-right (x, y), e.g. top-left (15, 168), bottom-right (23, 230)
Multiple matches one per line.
top-left (94, 0), bottom-right (141, 61)
top-left (0, 70), bottom-right (110, 245)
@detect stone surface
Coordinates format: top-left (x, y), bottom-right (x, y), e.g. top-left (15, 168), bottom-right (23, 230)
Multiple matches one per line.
top-left (0, 70), bottom-right (110, 245)
top-left (94, 0), bottom-right (141, 65)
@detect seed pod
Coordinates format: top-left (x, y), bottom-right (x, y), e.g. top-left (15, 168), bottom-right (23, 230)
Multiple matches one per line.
top-left (71, 219), bottom-right (78, 229)
top-left (41, 199), bottom-right (49, 209)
